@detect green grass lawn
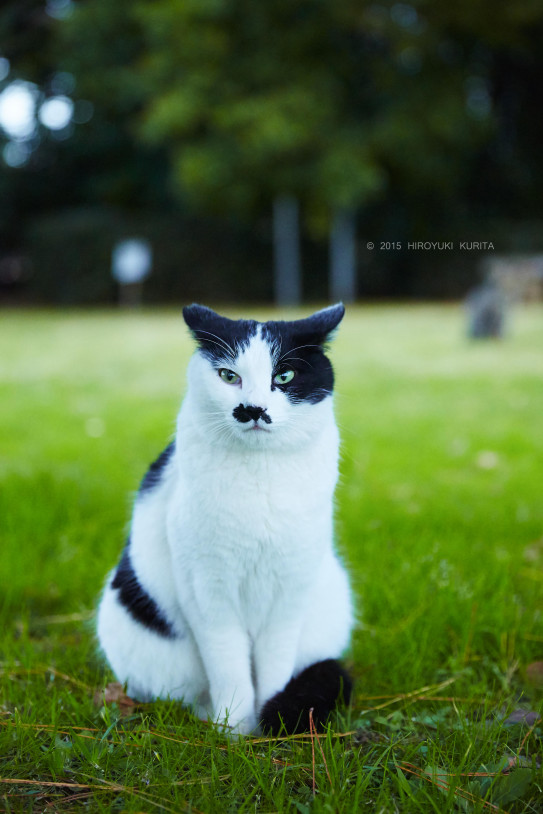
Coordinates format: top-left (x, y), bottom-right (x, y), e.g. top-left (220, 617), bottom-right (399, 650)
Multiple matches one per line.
top-left (1, 304), bottom-right (542, 813)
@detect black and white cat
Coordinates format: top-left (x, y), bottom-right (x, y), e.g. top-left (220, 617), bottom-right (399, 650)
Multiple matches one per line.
top-left (97, 304), bottom-right (353, 735)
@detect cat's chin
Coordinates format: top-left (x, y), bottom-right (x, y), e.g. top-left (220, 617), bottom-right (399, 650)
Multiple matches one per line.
top-left (231, 423), bottom-right (308, 451)
top-left (236, 425), bottom-right (274, 445)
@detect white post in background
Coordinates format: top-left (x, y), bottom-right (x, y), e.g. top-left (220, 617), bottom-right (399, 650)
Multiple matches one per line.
top-left (112, 238), bottom-right (152, 307)
top-left (330, 208), bottom-right (357, 303)
top-left (273, 194), bottom-right (302, 306)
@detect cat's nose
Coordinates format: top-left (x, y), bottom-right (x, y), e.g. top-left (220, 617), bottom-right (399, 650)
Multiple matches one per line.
top-left (233, 404), bottom-right (272, 424)
top-left (244, 405), bottom-right (265, 422)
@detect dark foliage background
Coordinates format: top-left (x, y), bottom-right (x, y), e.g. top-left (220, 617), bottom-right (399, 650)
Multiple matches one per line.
top-left (1, 0), bottom-right (542, 304)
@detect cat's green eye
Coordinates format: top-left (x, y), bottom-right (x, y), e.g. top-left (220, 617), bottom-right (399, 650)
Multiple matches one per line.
top-left (273, 369), bottom-right (296, 386)
top-left (219, 368), bottom-right (241, 385)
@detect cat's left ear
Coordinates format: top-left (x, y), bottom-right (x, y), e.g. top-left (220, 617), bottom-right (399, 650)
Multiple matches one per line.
top-left (292, 303), bottom-right (345, 346)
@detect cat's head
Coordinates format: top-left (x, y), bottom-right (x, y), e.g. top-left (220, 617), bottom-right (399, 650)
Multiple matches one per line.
top-left (182, 303), bottom-right (344, 449)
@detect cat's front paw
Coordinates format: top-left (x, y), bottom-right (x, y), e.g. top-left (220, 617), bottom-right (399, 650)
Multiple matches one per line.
top-left (211, 686), bottom-right (257, 736)
top-left (215, 710), bottom-right (258, 737)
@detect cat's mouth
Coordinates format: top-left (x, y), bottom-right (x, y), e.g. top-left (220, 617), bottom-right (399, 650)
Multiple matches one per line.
top-left (244, 422), bottom-right (271, 433)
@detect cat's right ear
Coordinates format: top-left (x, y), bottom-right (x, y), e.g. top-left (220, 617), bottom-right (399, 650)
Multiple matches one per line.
top-left (183, 304), bottom-right (237, 360)
top-left (183, 304), bottom-right (222, 335)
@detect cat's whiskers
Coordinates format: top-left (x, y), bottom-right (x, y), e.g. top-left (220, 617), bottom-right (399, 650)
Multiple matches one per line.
top-left (201, 412), bottom-right (242, 444)
top-left (195, 330), bottom-right (238, 362)
top-left (201, 414), bottom-right (231, 433)
top-left (278, 343), bottom-right (320, 363)
top-left (277, 412), bottom-right (307, 438)
top-left (278, 355), bottom-right (314, 369)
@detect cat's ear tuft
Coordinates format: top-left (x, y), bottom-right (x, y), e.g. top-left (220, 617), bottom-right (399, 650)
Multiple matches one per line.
top-left (183, 304), bottom-right (230, 345)
top-left (183, 303), bottom-right (221, 334)
top-left (293, 303), bottom-right (345, 346)
top-left (183, 303), bottom-right (244, 361)
top-left (311, 303), bottom-right (345, 338)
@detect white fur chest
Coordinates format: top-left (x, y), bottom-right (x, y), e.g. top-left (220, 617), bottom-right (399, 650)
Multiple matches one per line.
top-left (165, 397), bottom-right (339, 625)
top-left (171, 432), bottom-right (336, 550)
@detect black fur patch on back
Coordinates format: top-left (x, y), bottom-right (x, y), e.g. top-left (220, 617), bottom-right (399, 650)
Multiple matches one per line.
top-left (139, 442), bottom-right (175, 494)
top-left (259, 659), bottom-right (352, 735)
top-left (111, 544), bottom-right (175, 638)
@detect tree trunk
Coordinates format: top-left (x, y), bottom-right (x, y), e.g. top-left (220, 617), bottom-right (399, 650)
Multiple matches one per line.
top-left (273, 194), bottom-right (302, 306)
top-left (329, 208), bottom-right (356, 303)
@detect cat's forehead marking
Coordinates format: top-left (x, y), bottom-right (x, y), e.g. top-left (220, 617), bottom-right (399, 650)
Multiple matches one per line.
top-left (259, 323), bottom-right (282, 365)
top-left (234, 324), bottom-right (277, 371)
top-left (197, 319), bottom-right (258, 364)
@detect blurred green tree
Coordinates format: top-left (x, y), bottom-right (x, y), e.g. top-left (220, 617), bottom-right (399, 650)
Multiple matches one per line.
top-left (60, 0), bottom-right (543, 298)
top-left (132, 2), bottom-right (385, 226)
top-left (0, 0), bottom-right (172, 247)
top-left (2, 0), bottom-right (543, 302)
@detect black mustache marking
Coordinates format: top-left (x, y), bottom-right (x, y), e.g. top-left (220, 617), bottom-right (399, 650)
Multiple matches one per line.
top-left (233, 404), bottom-right (272, 424)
